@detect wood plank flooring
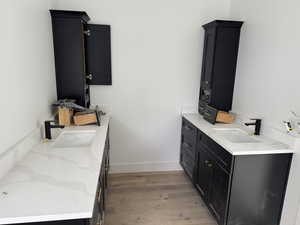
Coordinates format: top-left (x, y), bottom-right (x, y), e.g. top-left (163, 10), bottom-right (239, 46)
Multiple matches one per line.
top-left (105, 171), bottom-right (216, 225)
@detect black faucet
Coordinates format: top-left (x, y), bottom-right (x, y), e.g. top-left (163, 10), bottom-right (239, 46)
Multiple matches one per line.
top-left (244, 119), bottom-right (261, 135)
top-left (44, 120), bottom-right (65, 139)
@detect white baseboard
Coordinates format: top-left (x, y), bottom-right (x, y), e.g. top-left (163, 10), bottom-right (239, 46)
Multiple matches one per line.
top-left (110, 161), bottom-right (183, 174)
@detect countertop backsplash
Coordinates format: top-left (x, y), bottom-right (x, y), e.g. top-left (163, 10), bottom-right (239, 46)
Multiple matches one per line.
top-left (0, 115), bottom-right (58, 181)
top-left (0, 127), bottom-right (42, 181)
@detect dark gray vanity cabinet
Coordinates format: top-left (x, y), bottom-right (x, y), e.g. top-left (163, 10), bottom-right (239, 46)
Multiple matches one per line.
top-left (50, 10), bottom-right (112, 108)
top-left (180, 117), bottom-right (292, 225)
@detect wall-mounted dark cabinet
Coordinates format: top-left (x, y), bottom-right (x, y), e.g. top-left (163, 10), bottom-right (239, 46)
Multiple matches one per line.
top-left (199, 20), bottom-right (243, 114)
top-left (180, 117), bottom-right (292, 225)
top-left (50, 10), bottom-right (112, 107)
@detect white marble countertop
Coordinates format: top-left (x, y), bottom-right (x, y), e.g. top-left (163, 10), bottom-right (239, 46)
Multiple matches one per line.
top-left (183, 113), bottom-right (294, 155)
top-left (0, 116), bottom-right (110, 225)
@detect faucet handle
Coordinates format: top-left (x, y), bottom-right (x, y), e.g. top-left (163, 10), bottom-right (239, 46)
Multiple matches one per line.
top-left (250, 118), bottom-right (262, 122)
top-left (45, 120), bottom-right (57, 125)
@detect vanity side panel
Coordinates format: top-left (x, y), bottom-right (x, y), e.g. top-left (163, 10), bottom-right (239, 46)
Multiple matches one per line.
top-left (227, 153), bottom-right (292, 225)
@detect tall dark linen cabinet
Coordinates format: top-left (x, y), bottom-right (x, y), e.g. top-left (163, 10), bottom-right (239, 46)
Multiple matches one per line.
top-left (199, 20), bottom-right (243, 114)
top-left (50, 10), bottom-right (112, 107)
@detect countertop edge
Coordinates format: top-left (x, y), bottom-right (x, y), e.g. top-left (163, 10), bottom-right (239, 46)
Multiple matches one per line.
top-left (0, 212), bottom-right (92, 225)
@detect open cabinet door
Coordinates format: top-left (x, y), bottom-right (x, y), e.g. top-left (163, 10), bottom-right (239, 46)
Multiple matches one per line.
top-left (86, 24), bottom-right (112, 85)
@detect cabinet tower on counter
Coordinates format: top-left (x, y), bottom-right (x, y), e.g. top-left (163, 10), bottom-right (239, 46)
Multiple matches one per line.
top-left (50, 10), bottom-right (112, 108)
top-left (199, 20), bottom-right (243, 114)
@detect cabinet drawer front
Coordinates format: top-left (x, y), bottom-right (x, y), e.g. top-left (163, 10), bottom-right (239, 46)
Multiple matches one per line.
top-left (200, 134), bottom-right (232, 171)
top-left (182, 149), bottom-right (196, 165)
top-left (182, 118), bottom-right (197, 143)
top-left (181, 152), bottom-right (195, 178)
top-left (181, 135), bottom-right (196, 156)
top-left (203, 105), bottom-right (218, 124)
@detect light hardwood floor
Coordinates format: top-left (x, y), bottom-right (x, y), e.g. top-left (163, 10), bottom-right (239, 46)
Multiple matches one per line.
top-left (106, 171), bottom-right (216, 225)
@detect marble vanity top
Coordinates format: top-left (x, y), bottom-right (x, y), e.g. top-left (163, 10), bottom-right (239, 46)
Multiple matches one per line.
top-left (183, 113), bottom-right (294, 155)
top-left (0, 116), bottom-right (110, 225)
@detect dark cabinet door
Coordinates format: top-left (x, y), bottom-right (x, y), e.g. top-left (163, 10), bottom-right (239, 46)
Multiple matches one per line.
top-left (86, 24), bottom-right (112, 85)
top-left (196, 146), bottom-right (213, 201)
top-left (209, 163), bottom-right (230, 225)
top-left (51, 18), bottom-right (88, 107)
top-left (200, 27), bottom-right (216, 91)
top-left (199, 27), bottom-right (216, 106)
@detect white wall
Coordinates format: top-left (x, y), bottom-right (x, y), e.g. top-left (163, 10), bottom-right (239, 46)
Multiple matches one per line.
top-left (296, 208), bottom-right (300, 225)
top-left (0, 0), bottom-right (58, 155)
top-left (229, 1), bottom-right (300, 225)
top-left (56, 0), bottom-right (231, 172)
top-left (230, 0), bottom-right (300, 133)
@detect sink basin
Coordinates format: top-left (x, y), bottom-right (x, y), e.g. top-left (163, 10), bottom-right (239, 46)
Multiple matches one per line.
top-left (213, 128), bottom-right (260, 143)
top-left (53, 130), bottom-right (96, 148)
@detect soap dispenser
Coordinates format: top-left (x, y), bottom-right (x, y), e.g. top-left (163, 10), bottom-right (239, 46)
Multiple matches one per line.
top-left (290, 111), bottom-right (300, 134)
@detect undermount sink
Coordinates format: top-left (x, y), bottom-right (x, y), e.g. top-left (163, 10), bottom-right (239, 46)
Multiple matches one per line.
top-left (52, 130), bottom-right (96, 148)
top-left (213, 128), bottom-right (261, 143)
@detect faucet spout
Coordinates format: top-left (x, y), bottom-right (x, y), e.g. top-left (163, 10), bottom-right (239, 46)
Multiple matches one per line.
top-left (45, 120), bottom-right (65, 140)
top-left (244, 119), bottom-right (261, 135)
top-left (244, 122), bottom-right (256, 126)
